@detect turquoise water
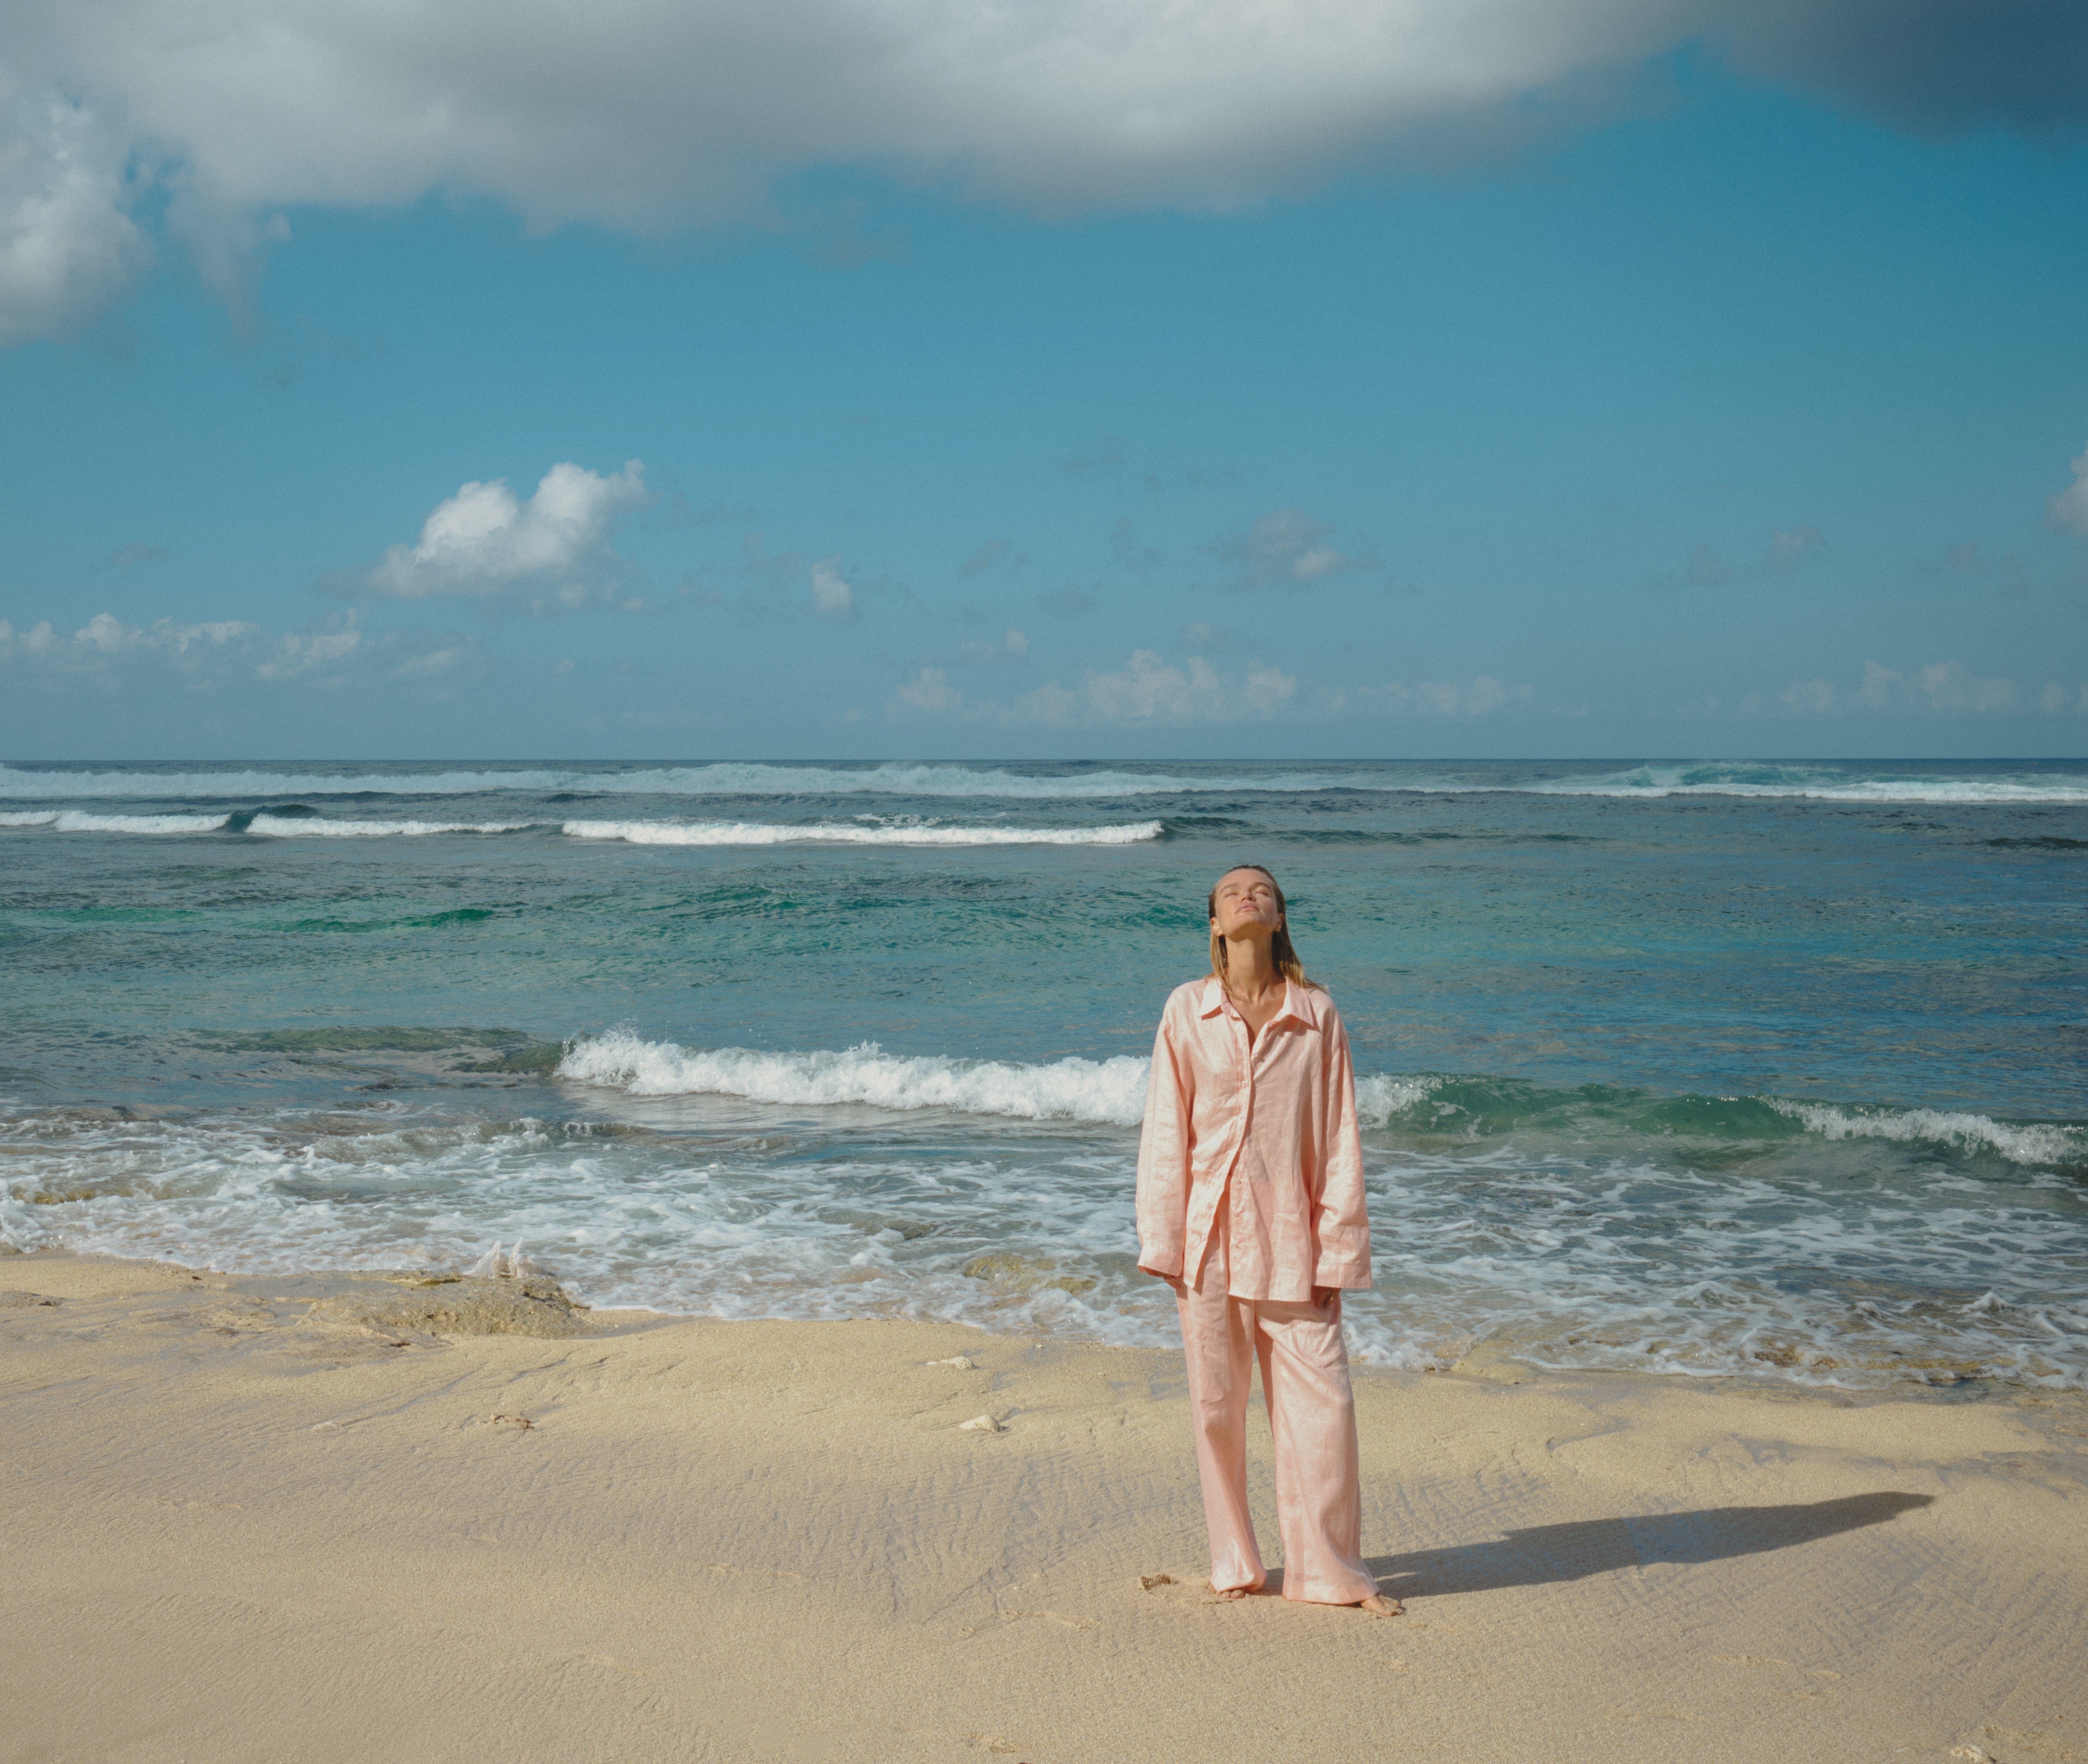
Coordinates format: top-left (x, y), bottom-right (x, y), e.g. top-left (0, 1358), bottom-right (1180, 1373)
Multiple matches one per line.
top-left (2, 757), bottom-right (2084, 1390)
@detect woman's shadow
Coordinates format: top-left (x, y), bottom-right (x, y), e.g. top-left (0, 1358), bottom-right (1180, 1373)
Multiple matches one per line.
top-left (1282, 1491), bottom-right (1935, 1599)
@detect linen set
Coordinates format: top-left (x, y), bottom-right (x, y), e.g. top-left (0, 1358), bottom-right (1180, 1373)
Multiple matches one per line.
top-left (1135, 975), bottom-right (1378, 1604)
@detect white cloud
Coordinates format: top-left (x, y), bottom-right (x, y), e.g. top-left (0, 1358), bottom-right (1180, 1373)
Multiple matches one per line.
top-left (1857, 660), bottom-right (2018, 713)
top-left (1914, 662), bottom-right (2017, 712)
top-left (956, 628), bottom-right (1031, 664)
top-left (1214, 508), bottom-right (1359, 589)
top-left (368, 460), bottom-right (646, 603)
top-left (17, 2), bottom-right (2069, 338)
top-left (1244, 664), bottom-right (1296, 715)
top-left (810, 556), bottom-right (855, 618)
top-left (1779, 677), bottom-right (1837, 714)
top-left (0, 605), bottom-right (473, 690)
top-left (0, 89), bottom-right (148, 347)
top-left (2048, 443), bottom-right (2088, 536)
top-left (2039, 681), bottom-right (2087, 714)
top-left (387, 645), bottom-right (463, 679)
top-left (21, 611), bottom-right (263, 667)
top-left (255, 619), bottom-right (364, 679)
top-left (1079, 651), bottom-right (1223, 721)
top-left (893, 665), bottom-right (962, 711)
top-left (888, 647), bottom-right (1294, 724)
top-left (1029, 650), bottom-right (1296, 724)
top-left (1380, 675), bottom-right (1531, 715)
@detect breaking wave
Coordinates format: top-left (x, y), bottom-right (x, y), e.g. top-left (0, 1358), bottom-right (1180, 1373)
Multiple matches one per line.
top-left (558, 1033), bottom-right (1154, 1123)
top-left (244, 815), bottom-right (533, 837)
top-left (1530, 763), bottom-right (2088, 805)
top-left (554, 1035), bottom-right (2083, 1171)
top-left (0, 809), bottom-right (231, 833)
top-left (1767, 1100), bottom-right (2088, 1169)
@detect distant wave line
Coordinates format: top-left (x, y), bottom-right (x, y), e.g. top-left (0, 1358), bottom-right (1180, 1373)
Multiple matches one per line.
top-left (560, 818), bottom-right (1163, 846)
top-left (4, 758), bottom-right (2084, 805)
top-left (0, 808), bottom-right (1165, 845)
top-left (0, 761), bottom-right (1334, 801)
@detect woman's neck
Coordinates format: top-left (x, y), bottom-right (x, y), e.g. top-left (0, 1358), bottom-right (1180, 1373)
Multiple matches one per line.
top-left (1224, 937), bottom-right (1283, 1002)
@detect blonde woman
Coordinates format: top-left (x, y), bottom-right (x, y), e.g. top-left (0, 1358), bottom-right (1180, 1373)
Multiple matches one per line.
top-left (1136, 863), bottom-right (1397, 1615)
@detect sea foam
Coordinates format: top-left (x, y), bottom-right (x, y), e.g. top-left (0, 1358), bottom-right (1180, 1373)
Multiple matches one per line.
top-left (560, 818), bottom-right (1164, 847)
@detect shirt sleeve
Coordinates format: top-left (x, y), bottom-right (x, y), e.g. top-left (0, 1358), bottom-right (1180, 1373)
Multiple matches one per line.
top-left (1311, 1000), bottom-right (1373, 1289)
top-left (1134, 994), bottom-right (1193, 1278)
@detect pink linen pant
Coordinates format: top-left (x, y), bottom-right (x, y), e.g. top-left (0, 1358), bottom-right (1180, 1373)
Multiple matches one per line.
top-left (1175, 1205), bottom-right (1378, 1604)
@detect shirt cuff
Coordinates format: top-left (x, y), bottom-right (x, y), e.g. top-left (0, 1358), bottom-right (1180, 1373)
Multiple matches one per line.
top-left (1311, 1248), bottom-right (1373, 1288)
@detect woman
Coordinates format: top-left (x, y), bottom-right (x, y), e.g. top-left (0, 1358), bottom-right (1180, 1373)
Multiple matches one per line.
top-left (1136, 864), bottom-right (1397, 1615)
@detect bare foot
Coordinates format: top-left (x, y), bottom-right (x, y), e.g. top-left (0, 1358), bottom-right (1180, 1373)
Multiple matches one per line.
top-left (1358, 1593), bottom-right (1404, 1617)
top-left (1207, 1582), bottom-right (1251, 1601)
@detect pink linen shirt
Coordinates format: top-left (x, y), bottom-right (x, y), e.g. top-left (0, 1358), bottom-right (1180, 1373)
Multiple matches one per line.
top-left (1135, 976), bottom-right (1372, 1302)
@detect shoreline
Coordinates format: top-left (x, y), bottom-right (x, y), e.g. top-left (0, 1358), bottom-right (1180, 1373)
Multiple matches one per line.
top-left (5, 1248), bottom-right (2086, 1763)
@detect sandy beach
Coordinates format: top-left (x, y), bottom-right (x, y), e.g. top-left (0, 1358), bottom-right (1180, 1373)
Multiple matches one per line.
top-left (3, 1250), bottom-right (2084, 1764)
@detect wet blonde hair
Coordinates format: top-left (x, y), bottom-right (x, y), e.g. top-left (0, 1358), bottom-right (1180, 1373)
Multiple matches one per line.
top-left (1207, 864), bottom-right (1321, 993)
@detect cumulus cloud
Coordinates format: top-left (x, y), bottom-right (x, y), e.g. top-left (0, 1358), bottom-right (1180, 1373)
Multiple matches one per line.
top-left (809, 556), bottom-right (855, 618)
top-left (1212, 508), bottom-right (1360, 590)
top-left (1857, 659), bottom-right (2018, 713)
top-left (0, 606), bottom-right (473, 689)
top-left (3, 611), bottom-right (261, 670)
top-left (254, 618), bottom-right (365, 679)
top-left (0, 88), bottom-right (149, 347)
top-left (956, 628), bottom-right (1029, 664)
top-left (893, 666), bottom-right (962, 712)
top-left (1028, 651), bottom-right (1295, 724)
top-left (1779, 677), bottom-right (1837, 714)
top-left (2048, 443), bottom-right (2088, 536)
top-left (1378, 675), bottom-right (1533, 715)
top-left (367, 460), bottom-right (646, 603)
top-left (8, 1), bottom-right (2077, 341)
top-left (2039, 681), bottom-right (2088, 714)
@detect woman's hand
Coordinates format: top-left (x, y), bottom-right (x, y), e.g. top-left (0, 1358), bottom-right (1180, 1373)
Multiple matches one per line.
top-left (1146, 1267), bottom-right (1188, 1299)
top-left (1312, 1285), bottom-right (1342, 1315)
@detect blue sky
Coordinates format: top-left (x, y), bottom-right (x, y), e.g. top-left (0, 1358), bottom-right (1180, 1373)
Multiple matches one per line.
top-left (2, 6), bottom-right (2085, 760)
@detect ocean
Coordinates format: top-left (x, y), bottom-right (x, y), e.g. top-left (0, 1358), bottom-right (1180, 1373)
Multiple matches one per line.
top-left (2, 757), bottom-right (2083, 1393)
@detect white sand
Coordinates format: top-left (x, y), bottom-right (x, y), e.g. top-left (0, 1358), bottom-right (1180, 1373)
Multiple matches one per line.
top-left (3, 1250), bottom-right (2084, 1764)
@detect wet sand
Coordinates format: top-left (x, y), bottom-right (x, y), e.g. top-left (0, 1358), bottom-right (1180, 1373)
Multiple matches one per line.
top-left (3, 1250), bottom-right (2084, 1764)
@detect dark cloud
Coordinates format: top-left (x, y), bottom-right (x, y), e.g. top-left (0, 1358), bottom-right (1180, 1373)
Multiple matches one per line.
top-left (1717, 0), bottom-right (2088, 137)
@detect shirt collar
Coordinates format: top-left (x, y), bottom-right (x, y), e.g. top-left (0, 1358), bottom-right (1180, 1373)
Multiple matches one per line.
top-left (1199, 975), bottom-right (1315, 1027)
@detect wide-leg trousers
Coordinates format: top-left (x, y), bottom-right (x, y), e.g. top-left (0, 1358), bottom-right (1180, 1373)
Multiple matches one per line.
top-left (1175, 1206), bottom-right (1378, 1604)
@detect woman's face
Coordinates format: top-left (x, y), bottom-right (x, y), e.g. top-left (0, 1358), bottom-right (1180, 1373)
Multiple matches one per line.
top-left (1210, 868), bottom-right (1284, 941)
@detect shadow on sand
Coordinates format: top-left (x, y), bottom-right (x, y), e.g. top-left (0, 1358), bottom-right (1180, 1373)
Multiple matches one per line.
top-left (1266, 1491), bottom-right (1935, 1600)
top-left (1368, 1491), bottom-right (1935, 1599)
